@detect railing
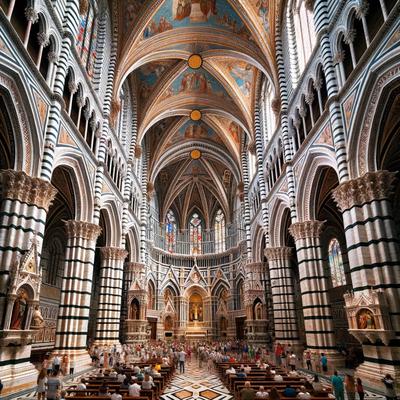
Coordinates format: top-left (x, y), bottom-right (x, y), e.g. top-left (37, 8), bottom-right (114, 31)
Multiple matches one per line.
top-left (147, 216), bottom-right (245, 255)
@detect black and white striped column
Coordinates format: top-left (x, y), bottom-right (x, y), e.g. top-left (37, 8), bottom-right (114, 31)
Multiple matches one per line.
top-left (313, 0), bottom-right (349, 182)
top-left (265, 247), bottom-right (300, 347)
top-left (40, 0), bottom-right (80, 181)
top-left (289, 220), bottom-right (343, 364)
top-left (55, 220), bottom-right (101, 368)
top-left (333, 171), bottom-right (400, 377)
top-left (95, 247), bottom-right (127, 346)
top-left (0, 170), bottom-right (57, 322)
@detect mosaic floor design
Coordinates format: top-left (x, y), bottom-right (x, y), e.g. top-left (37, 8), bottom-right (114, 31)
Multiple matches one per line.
top-left (161, 361), bottom-right (233, 400)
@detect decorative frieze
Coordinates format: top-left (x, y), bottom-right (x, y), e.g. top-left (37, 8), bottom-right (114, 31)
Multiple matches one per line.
top-left (64, 220), bottom-right (102, 241)
top-left (289, 220), bottom-right (325, 240)
top-left (332, 170), bottom-right (397, 212)
top-left (0, 170), bottom-right (57, 211)
top-left (100, 246), bottom-right (128, 260)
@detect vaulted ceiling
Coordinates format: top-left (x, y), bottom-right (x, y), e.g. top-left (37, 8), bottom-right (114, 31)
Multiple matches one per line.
top-left (114, 0), bottom-right (278, 227)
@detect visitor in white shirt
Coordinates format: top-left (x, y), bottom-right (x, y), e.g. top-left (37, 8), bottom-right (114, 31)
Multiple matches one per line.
top-left (274, 373), bottom-right (283, 382)
top-left (297, 386), bottom-right (311, 399)
top-left (128, 382), bottom-right (141, 397)
top-left (111, 388), bottom-right (122, 400)
top-left (256, 386), bottom-right (269, 399)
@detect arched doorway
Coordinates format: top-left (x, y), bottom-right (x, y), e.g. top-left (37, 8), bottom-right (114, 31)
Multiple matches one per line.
top-left (189, 293), bottom-right (203, 322)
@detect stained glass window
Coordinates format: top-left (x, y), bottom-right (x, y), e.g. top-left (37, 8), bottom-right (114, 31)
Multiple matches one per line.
top-left (190, 213), bottom-right (202, 255)
top-left (165, 210), bottom-right (177, 253)
top-left (76, 1), bottom-right (97, 78)
top-left (328, 238), bottom-right (346, 287)
top-left (214, 209), bottom-right (226, 253)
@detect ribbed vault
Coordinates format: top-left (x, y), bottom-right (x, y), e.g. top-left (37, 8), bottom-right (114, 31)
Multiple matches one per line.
top-left (115, 0), bottom-right (278, 226)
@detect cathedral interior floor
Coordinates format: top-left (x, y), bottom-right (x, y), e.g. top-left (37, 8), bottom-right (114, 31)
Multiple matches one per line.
top-left (161, 359), bottom-right (233, 400)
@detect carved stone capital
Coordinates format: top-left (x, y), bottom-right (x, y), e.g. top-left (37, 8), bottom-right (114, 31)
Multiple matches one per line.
top-left (305, 92), bottom-right (314, 105)
top-left (344, 29), bottom-right (356, 45)
top-left (332, 170), bottom-right (397, 211)
top-left (355, 1), bottom-right (369, 19)
top-left (247, 140), bottom-right (256, 155)
top-left (333, 51), bottom-right (345, 65)
top-left (313, 78), bottom-right (323, 91)
top-left (126, 262), bottom-right (145, 273)
top-left (298, 106), bottom-right (307, 118)
top-left (0, 170), bottom-right (57, 211)
top-left (265, 246), bottom-right (293, 261)
top-left (64, 220), bottom-right (102, 241)
top-left (100, 247), bottom-right (128, 260)
top-left (289, 220), bottom-right (325, 241)
top-left (25, 7), bottom-right (38, 23)
top-left (47, 51), bottom-right (58, 64)
top-left (37, 32), bottom-right (50, 47)
top-left (68, 79), bottom-right (77, 94)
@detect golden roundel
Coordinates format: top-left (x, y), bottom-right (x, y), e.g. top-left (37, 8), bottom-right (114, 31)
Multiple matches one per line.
top-left (188, 54), bottom-right (202, 69)
top-left (190, 150), bottom-right (201, 160)
top-left (190, 109), bottom-right (202, 121)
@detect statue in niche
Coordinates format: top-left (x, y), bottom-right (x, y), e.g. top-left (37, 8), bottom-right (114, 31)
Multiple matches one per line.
top-left (357, 308), bottom-right (376, 329)
top-left (164, 315), bottom-right (173, 330)
top-left (31, 305), bottom-right (45, 329)
top-left (10, 288), bottom-right (28, 330)
top-left (130, 300), bottom-right (140, 320)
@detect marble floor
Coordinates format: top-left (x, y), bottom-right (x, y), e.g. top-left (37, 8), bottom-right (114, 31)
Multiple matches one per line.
top-left (161, 360), bottom-right (233, 400)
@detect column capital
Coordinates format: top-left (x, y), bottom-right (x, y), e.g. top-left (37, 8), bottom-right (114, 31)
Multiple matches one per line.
top-left (332, 170), bottom-right (397, 211)
top-left (100, 246), bottom-right (128, 260)
top-left (125, 262), bottom-right (145, 273)
top-left (0, 170), bottom-right (57, 211)
top-left (289, 220), bottom-right (325, 241)
top-left (265, 246), bottom-right (293, 261)
top-left (64, 220), bottom-right (102, 241)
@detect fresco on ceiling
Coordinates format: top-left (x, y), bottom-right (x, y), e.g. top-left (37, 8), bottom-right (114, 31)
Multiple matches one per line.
top-left (166, 120), bottom-right (223, 148)
top-left (218, 117), bottom-right (241, 146)
top-left (226, 61), bottom-right (253, 98)
top-left (143, 0), bottom-right (252, 40)
top-left (161, 67), bottom-right (227, 100)
top-left (138, 61), bottom-right (174, 100)
top-left (126, 0), bottom-right (146, 32)
top-left (254, 0), bottom-right (269, 32)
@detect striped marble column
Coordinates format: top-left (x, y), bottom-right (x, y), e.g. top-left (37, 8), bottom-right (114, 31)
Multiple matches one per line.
top-left (265, 247), bottom-right (300, 348)
top-left (289, 220), bottom-right (343, 365)
top-left (313, 0), bottom-right (349, 182)
top-left (0, 170), bottom-right (57, 321)
top-left (95, 247), bottom-right (127, 346)
top-left (40, 0), bottom-right (80, 181)
top-left (332, 170), bottom-right (400, 382)
top-left (55, 220), bottom-right (101, 369)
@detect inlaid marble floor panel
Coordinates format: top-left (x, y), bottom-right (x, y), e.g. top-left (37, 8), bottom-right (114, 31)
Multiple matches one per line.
top-left (161, 360), bottom-right (233, 400)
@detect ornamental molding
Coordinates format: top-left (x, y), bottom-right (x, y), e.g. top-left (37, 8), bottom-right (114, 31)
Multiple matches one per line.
top-left (332, 170), bottom-right (397, 211)
top-left (289, 220), bottom-right (325, 241)
top-left (100, 246), bottom-right (128, 260)
top-left (0, 170), bottom-right (57, 211)
top-left (265, 246), bottom-right (293, 261)
top-left (64, 220), bottom-right (102, 241)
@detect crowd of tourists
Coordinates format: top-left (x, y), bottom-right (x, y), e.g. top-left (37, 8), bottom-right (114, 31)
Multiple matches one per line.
top-left (32, 340), bottom-right (397, 400)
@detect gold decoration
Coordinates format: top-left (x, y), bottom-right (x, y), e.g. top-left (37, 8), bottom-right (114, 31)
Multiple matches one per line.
top-left (188, 54), bottom-right (203, 69)
top-left (79, 0), bottom-right (89, 15)
top-left (190, 149), bottom-right (201, 160)
top-left (190, 109), bottom-right (202, 121)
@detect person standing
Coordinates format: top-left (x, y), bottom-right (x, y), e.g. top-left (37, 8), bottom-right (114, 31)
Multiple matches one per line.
top-left (331, 370), bottom-right (345, 400)
top-left (305, 350), bottom-right (312, 370)
top-left (382, 374), bottom-right (396, 400)
top-left (344, 373), bottom-right (356, 400)
top-left (356, 377), bottom-right (365, 400)
top-left (320, 353), bottom-right (328, 373)
top-left (46, 371), bottom-right (62, 400)
top-left (37, 369), bottom-right (47, 400)
top-left (289, 351), bottom-right (296, 371)
top-left (179, 348), bottom-right (186, 373)
top-left (52, 354), bottom-right (61, 374)
top-left (69, 357), bottom-right (75, 375)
